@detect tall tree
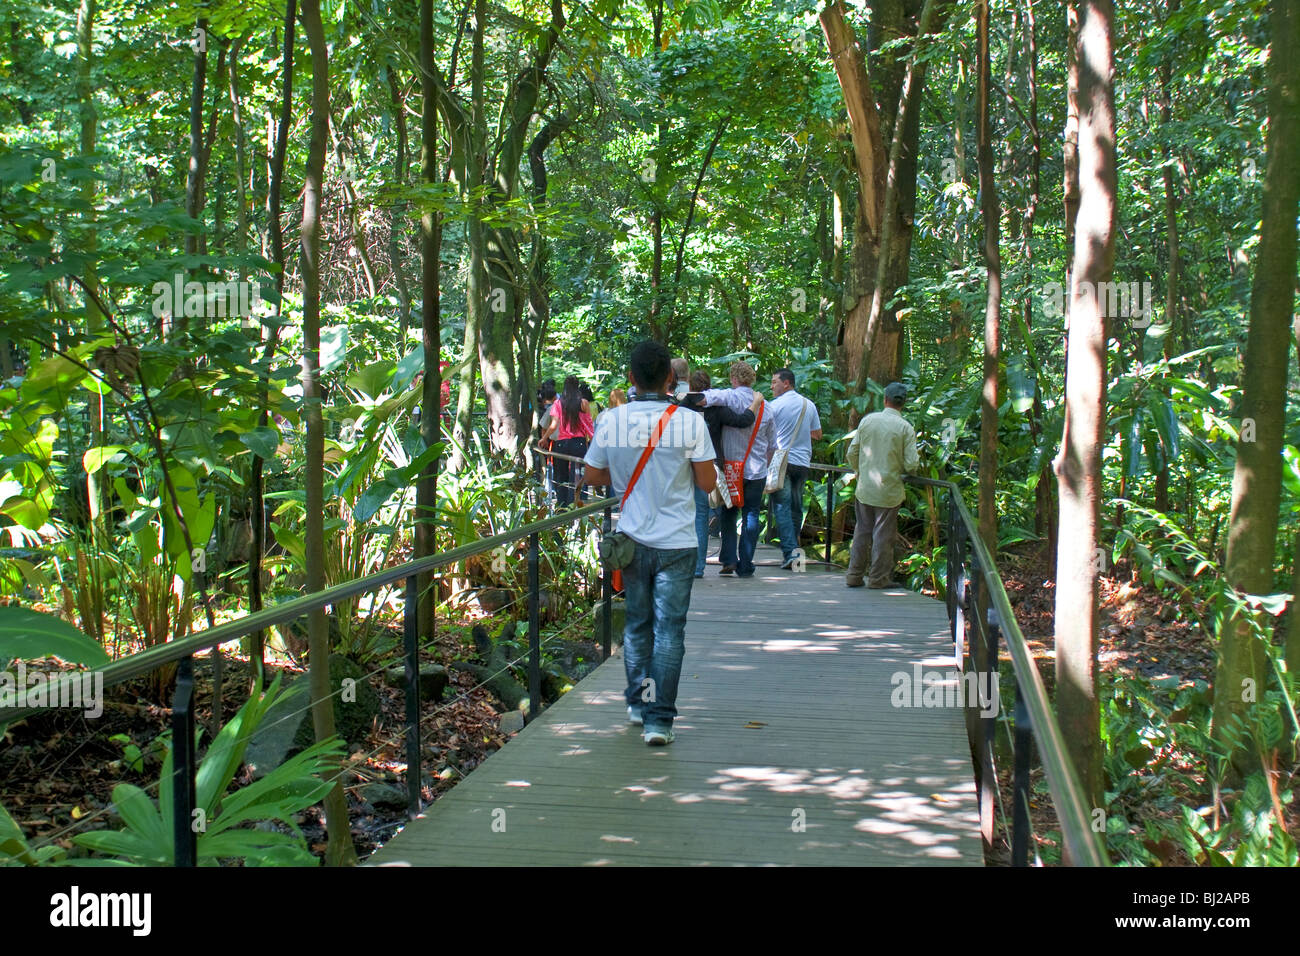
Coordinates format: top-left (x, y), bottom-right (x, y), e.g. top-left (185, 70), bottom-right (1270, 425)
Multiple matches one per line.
top-left (416, 0), bottom-right (442, 642)
top-left (820, 0), bottom-right (950, 396)
top-left (300, 0), bottom-right (357, 867)
top-left (248, 0), bottom-right (296, 684)
top-left (76, 0), bottom-right (107, 546)
top-left (976, 0), bottom-right (1000, 555)
top-left (432, 0), bottom-right (566, 461)
top-left (1211, 0), bottom-right (1299, 767)
top-left (1053, 0), bottom-right (1116, 814)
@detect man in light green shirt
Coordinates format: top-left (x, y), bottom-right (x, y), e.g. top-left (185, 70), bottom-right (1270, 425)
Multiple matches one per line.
top-left (845, 382), bottom-right (919, 588)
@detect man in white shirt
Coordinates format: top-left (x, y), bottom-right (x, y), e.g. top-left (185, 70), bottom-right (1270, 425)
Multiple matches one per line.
top-left (584, 341), bottom-right (716, 745)
top-left (700, 360), bottom-right (775, 578)
top-left (845, 381), bottom-right (919, 588)
top-left (768, 368), bottom-right (823, 570)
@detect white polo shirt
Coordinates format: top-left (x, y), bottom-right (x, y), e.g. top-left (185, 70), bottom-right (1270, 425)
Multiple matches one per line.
top-left (770, 389), bottom-right (821, 467)
top-left (585, 399), bottom-right (715, 550)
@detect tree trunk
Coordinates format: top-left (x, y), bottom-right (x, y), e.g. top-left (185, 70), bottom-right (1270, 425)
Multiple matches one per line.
top-left (388, 72), bottom-right (414, 345)
top-left (1062, 2), bottom-right (1081, 340)
top-left (1160, 0), bottom-right (1181, 363)
top-left (248, 0), bottom-right (296, 684)
top-left (183, 16), bottom-right (209, 299)
top-left (1053, 0), bottom-right (1116, 816)
top-left (662, 115), bottom-right (729, 345)
top-left (1022, 0), bottom-right (1056, 559)
top-left (300, 0), bottom-right (356, 866)
top-left (197, 42), bottom-right (225, 261)
top-left (822, 0), bottom-right (945, 392)
top-left (416, 0), bottom-right (441, 643)
top-left (821, 0), bottom-right (884, 387)
top-left (228, 35), bottom-right (250, 296)
top-left (1211, 0), bottom-right (1299, 770)
top-left (976, 0), bottom-right (1000, 556)
top-left (331, 104), bottom-right (378, 298)
top-left (648, 0), bottom-right (665, 341)
top-left (76, 0), bottom-right (108, 549)
top-left (524, 115), bottom-right (570, 447)
top-left (1288, 529), bottom-right (1300, 679)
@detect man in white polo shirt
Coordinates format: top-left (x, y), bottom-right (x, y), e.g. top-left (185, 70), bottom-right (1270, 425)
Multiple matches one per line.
top-left (583, 341), bottom-right (716, 746)
top-left (769, 368), bottom-right (823, 569)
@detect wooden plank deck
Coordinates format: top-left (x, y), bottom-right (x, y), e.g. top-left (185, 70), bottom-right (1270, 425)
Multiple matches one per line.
top-left (366, 545), bottom-right (982, 866)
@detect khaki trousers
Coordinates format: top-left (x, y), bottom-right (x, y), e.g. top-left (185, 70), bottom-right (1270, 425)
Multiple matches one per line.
top-left (846, 500), bottom-right (900, 587)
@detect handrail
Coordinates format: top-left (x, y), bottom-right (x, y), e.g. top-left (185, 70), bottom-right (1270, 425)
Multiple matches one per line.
top-left (904, 474), bottom-right (1106, 866)
top-left (531, 442), bottom-right (588, 466)
top-left (1, 493), bottom-right (615, 725)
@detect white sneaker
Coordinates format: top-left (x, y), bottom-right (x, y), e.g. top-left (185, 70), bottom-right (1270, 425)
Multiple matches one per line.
top-left (627, 705), bottom-right (643, 725)
top-left (643, 728), bottom-right (675, 746)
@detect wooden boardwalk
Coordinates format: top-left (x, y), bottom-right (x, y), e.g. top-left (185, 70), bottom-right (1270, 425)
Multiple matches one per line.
top-left (367, 546), bottom-right (982, 866)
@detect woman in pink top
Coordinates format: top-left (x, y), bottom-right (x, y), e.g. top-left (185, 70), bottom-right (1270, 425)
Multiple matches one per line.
top-left (541, 376), bottom-right (594, 506)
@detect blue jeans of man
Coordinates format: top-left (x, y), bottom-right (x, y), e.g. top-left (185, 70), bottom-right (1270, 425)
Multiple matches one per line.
top-left (771, 463), bottom-right (808, 561)
top-left (719, 477), bottom-right (767, 576)
top-left (693, 485), bottom-right (710, 575)
top-left (622, 542), bottom-right (697, 733)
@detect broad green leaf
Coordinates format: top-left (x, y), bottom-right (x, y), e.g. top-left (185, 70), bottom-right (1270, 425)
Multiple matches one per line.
top-left (320, 325), bottom-right (349, 375)
top-left (0, 801), bottom-right (38, 864)
top-left (347, 360), bottom-right (396, 400)
top-left (83, 445), bottom-right (126, 475)
top-left (392, 348), bottom-right (424, 393)
top-left (239, 426), bottom-right (281, 460)
top-left (1005, 354), bottom-right (1036, 414)
top-left (109, 784), bottom-right (166, 848)
top-left (1282, 446), bottom-right (1300, 496)
top-left (0, 606), bottom-right (109, 667)
top-left (353, 479), bottom-right (399, 523)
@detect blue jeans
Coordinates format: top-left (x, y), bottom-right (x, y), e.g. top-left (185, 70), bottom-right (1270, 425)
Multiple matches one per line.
top-left (622, 543), bottom-right (697, 733)
top-left (771, 464), bottom-right (808, 560)
top-left (694, 485), bottom-right (710, 574)
top-left (719, 477), bottom-right (766, 576)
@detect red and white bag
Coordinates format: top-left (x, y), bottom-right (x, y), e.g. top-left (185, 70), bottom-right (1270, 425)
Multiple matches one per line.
top-left (722, 403), bottom-right (763, 509)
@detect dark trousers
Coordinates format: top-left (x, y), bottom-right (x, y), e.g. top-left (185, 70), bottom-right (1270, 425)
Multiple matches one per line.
top-left (553, 437), bottom-right (588, 506)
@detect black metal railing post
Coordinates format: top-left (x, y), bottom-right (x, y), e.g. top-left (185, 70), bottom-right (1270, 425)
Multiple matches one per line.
top-left (403, 574), bottom-right (421, 818)
top-left (171, 655), bottom-right (197, 867)
top-left (1013, 686), bottom-right (1033, 866)
top-left (824, 470), bottom-right (834, 565)
top-left (526, 530), bottom-right (540, 723)
top-left (946, 490), bottom-right (958, 624)
top-left (601, 501), bottom-right (613, 659)
top-left (954, 560), bottom-right (969, 669)
top-left (971, 594), bottom-right (1000, 858)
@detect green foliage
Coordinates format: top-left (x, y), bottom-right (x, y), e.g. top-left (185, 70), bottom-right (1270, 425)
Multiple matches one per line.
top-left (0, 605), bottom-right (108, 668)
top-left (69, 674), bottom-right (344, 866)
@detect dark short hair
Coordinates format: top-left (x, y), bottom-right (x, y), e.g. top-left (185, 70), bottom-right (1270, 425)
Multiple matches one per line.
top-left (774, 368), bottom-right (796, 388)
top-left (629, 341), bottom-right (671, 391)
top-left (539, 378), bottom-right (557, 402)
top-left (689, 370), bottom-right (710, 391)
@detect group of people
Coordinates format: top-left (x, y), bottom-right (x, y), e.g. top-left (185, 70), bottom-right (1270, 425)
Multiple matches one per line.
top-left (680, 357), bottom-right (822, 578)
top-left (575, 340), bottom-right (920, 746)
top-left (537, 376), bottom-right (625, 507)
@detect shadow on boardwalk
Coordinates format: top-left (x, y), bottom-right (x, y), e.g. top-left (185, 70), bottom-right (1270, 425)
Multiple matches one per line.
top-left (367, 546), bottom-right (982, 866)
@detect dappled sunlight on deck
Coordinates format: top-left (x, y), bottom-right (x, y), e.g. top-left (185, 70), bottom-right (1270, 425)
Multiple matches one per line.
top-left (366, 545), bottom-right (981, 866)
